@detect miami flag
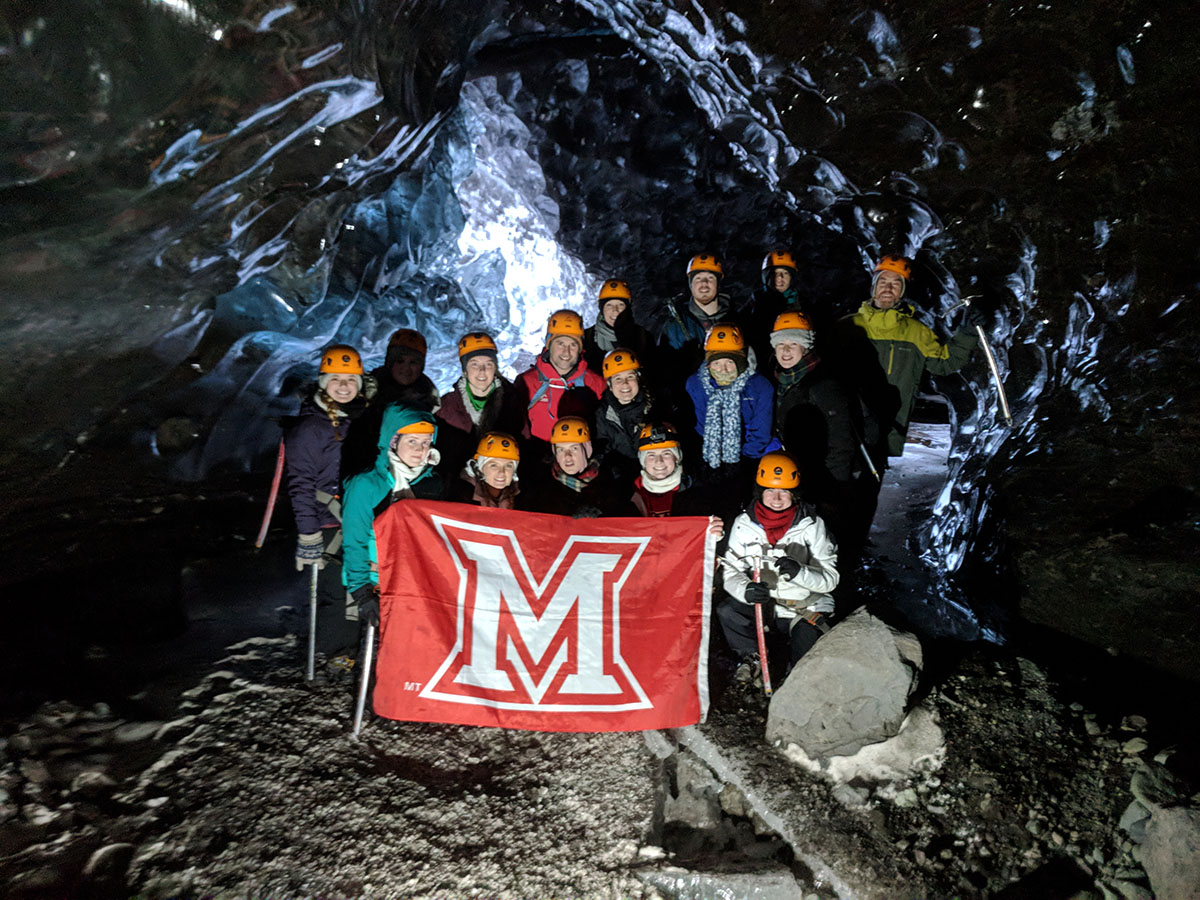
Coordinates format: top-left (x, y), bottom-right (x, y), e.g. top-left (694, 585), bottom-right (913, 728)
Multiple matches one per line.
top-left (372, 500), bottom-right (713, 731)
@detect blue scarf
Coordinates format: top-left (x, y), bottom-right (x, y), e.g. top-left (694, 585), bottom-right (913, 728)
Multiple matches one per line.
top-left (700, 367), bottom-right (753, 467)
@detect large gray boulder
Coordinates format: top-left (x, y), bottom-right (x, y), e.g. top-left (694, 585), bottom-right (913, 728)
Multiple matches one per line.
top-left (1123, 762), bottom-right (1200, 900)
top-left (766, 608), bottom-right (923, 759)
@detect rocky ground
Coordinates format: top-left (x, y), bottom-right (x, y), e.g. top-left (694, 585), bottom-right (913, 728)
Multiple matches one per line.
top-left (2, 434), bottom-right (1198, 899)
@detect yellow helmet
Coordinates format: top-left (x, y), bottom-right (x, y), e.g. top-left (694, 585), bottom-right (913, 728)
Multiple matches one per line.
top-left (598, 279), bottom-right (632, 303)
top-left (457, 332), bottom-right (497, 358)
top-left (874, 255), bottom-right (912, 280)
top-left (602, 348), bottom-right (641, 380)
top-left (546, 310), bottom-right (585, 341)
top-left (763, 249), bottom-right (797, 272)
top-left (475, 432), bottom-right (520, 461)
top-left (387, 328), bottom-right (427, 356)
top-left (319, 345), bottom-right (363, 375)
top-left (687, 253), bottom-right (724, 279)
top-left (550, 416), bottom-right (591, 444)
top-left (703, 323), bottom-right (745, 353)
top-left (772, 311), bottom-right (813, 333)
top-left (637, 422), bottom-right (680, 452)
top-left (756, 452), bottom-right (800, 489)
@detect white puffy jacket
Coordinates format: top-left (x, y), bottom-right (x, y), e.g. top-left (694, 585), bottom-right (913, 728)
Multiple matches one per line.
top-left (721, 506), bottom-right (839, 617)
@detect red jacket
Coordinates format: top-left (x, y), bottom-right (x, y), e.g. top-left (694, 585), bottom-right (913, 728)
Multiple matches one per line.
top-left (516, 356), bottom-right (605, 441)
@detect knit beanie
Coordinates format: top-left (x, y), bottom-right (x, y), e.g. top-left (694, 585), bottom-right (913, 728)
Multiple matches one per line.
top-left (704, 349), bottom-right (748, 375)
top-left (769, 328), bottom-right (817, 350)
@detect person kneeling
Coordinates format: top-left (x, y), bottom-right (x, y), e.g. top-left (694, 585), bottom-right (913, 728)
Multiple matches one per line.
top-left (717, 452), bottom-right (839, 683)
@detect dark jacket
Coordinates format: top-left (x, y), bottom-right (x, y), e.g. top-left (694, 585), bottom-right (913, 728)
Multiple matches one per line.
top-left (284, 395), bottom-right (355, 534)
top-left (594, 388), bottom-right (655, 461)
top-left (772, 357), bottom-right (862, 491)
top-left (436, 375), bottom-right (526, 478)
top-left (583, 309), bottom-right (654, 376)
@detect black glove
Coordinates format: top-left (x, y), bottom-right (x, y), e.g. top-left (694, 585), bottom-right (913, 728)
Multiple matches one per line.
top-left (744, 582), bottom-right (771, 605)
top-left (775, 557), bottom-right (802, 581)
top-left (352, 584), bottom-right (380, 627)
top-left (963, 304), bottom-right (989, 328)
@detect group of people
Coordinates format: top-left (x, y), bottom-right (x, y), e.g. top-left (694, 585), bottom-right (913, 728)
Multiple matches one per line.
top-left (283, 250), bottom-right (981, 682)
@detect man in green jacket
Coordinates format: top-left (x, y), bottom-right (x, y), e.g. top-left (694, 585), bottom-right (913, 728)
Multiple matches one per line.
top-left (843, 255), bottom-right (979, 458)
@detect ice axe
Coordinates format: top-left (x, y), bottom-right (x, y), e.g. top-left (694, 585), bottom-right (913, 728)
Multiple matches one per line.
top-left (255, 440), bottom-right (286, 549)
top-left (946, 296), bottom-right (1012, 425)
top-left (752, 558), bottom-right (773, 697)
top-left (352, 622), bottom-right (376, 736)
top-left (305, 563), bottom-right (319, 682)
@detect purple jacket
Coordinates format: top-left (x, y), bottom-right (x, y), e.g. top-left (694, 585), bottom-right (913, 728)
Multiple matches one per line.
top-left (284, 399), bottom-right (350, 533)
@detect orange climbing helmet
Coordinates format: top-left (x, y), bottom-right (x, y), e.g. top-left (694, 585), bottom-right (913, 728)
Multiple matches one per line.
top-left (637, 422), bottom-right (680, 452)
top-left (703, 323), bottom-right (746, 354)
top-left (602, 348), bottom-right (641, 380)
top-left (874, 255), bottom-right (912, 280)
top-left (387, 328), bottom-right (427, 356)
top-left (598, 279), bottom-right (632, 303)
top-left (550, 416), bottom-right (591, 444)
top-left (457, 332), bottom-right (497, 358)
top-left (320, 345), bottom-right (363, 375)
top-left (772, 311), bottom-right (813, 333)
top-left (762, 249), bottom-right (797, 273)
top-left (546, 310), bottom-right (585, 342)
top-left (475, 432), bottom-right (520, 461)
top-left (687, 253), bottom-right (724, 279)
top-left (756, 452), bottom-right (801, 489)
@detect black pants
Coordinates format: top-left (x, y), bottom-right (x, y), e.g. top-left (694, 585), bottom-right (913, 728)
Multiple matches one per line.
top-left (716, 598), bottom-right (824, 669)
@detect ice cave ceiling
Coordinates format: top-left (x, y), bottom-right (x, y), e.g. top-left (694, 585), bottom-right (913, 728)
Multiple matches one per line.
top-left (1, 0), bottom-right (1198, 675)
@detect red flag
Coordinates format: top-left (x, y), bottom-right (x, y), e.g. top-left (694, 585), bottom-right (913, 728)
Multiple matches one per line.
top-left (372, 500), bottom-right (713, 732)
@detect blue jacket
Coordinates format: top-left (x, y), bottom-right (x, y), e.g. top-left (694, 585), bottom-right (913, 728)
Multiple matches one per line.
top-left (341, 404), bottom-right (440, 593)
top-left (685, 369), bottom-right (779, 461)
top-left (284, 397), bottom-right (350, 534)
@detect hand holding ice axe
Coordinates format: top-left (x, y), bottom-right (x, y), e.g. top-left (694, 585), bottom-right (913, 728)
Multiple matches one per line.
top-left (946, 295), bottom-right (1012, 425)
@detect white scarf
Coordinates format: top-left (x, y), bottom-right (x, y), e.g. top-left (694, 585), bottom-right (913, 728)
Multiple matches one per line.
top-left (640, 466), bottom-right (683, 494)
top-left (388, 447), bottom-right (441, 493)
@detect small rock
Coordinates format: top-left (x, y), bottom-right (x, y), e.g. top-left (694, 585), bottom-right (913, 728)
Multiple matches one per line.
top-left (892, 788), bottom-right (919, 808)
top-left (1085, 719), bottom-right (1103, 736)
top-left (1118, 799), bottom-right (1150, 839)
top-left (1051, 831), bottom-right (1064, 846)
top-left (832, 783), bottom-right (869, 807)
top-left (1120, 715), bottom-right (1148, 732)
top-left (18, 759), bottom-right (51, 784)
top-left (82, 843), bottom-right (135, 883)
top-left (1027, 818), bottom-right (1045, 836)
top-left (113, 722), bottom-right (162, 744)
top-left (1110, 879), bottom-right (1153, 900)
top-left (22, 803), bottom-right (59, 826)
top-left (1130, 762), bottom-right (1183, 809)
top-left (638, 845), bottom-right (666, 860)
top-left (1122, 738), bottom-right (1149, 755)
top-left (71, 771), bottom-right (117, 797)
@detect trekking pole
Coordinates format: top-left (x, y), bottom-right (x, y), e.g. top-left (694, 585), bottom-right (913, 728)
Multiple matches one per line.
top-left (947, 297), bottom-right (1012, 426)
top-left (305, 563), bottom-right (319, 682)
top-left (255, 440), bottom-right (286, 549)
top-left (752, 556), bottom-right (773, 697)
top-left (857, 440), bottom-right (881, 483)
top-left (352, 623), bottom-right (376, 736)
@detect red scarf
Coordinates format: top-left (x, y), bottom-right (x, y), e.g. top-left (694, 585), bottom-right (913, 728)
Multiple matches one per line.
top-left (632, 476), bottom-right (676, 517)
top-left (754, 501), bottom-right (797, 545)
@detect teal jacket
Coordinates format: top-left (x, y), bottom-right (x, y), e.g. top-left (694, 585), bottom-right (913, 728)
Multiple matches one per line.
top-left (849, 301), bottom-right (977, 455)
top-left (342, 404), bottom-right (439, 593)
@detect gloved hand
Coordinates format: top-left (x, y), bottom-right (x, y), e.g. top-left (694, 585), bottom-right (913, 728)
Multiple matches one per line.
top-left (775, 556), bottom-right (802, 581)
top-left (963, 304), bottom-right (989, 328)
top-left (295, 533), bottom-right (325, 571)
top-left (352, 583), bottom-right (380, 626)
top-left (744, 582), bottom-right (771, 605)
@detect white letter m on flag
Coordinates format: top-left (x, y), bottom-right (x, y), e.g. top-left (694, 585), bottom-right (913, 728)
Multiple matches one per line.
top-left (420, 517), bottom-right (654, 712)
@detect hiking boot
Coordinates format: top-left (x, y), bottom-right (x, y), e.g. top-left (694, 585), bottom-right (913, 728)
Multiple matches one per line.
top-left (734, 654), bottom-right (760, 684)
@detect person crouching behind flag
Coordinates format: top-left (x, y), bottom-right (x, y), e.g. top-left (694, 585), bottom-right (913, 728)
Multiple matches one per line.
top-left (633, 422), bottom-right (725, 538)
top-left (458, 432), bottom-right (521, 509)
top-left (717, 452), bottom-right (839, 685)
top-left (528, 416), bottom-right (630, 518)
top-left (342, 406), bottom-right (443, 627)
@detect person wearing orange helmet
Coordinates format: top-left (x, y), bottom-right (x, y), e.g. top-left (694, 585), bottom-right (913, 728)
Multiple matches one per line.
top-left (515, 310), bottom-right (606, 443)
top-left (628, 422), bottom-right (721, 534)
top-left (371, 327), bottom-right (439, 412)
top-left (526, 416), bottom-right (629, 518)
top-left (593, 348), bottom-right (658, 482)
top-left (437, 332), bottom-right (525, 478)
top-left (456, 431), bottom-right (522, 509)
top-left (658, 254), bottom-right (754, 385)
top-left (342, 405), bottom-right (443, 627)
top-left (841, 255), bottom-right (978, 458)
top-left (718, 452), bottom-right (839, 684)
top-left (684, 323), bottom-right (778, 507)
top-left (285, 345), bottom-right (371, 572)
top-left (750, 248), bottom-right (825, 367)
top-left (583, 279), bottom-right (653, 376)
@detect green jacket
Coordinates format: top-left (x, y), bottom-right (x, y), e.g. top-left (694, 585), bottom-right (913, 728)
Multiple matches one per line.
top-left (342, 404), bottom-right (440, 593)
top-left (849, 301), bottom-right (977, 456)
